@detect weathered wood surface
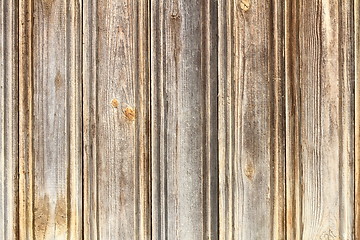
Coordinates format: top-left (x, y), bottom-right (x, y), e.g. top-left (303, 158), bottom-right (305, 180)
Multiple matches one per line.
top-left (0, 0), bottom-right (358, 239)
top-left (151, 0), bottom-right (218, 239)
top-left (19, 0), bottom-right (82, 239)
top-left (286, 0), bottom-right (355, 239)
top-left (218, 0), bottom-right (285, 239)
top-left (83, 0), bottom-right (150, 239)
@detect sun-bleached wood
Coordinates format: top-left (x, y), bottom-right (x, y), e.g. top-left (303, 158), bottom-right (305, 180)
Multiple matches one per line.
top-left (218, 0), bottom-right (286, 239)
top-left (1, 1), bottom-right (357, 239)
top-left (286, 0), bottom-right (355, 239)
top-left (0, 1), bottom-right (18, 239)
top-left (83, 0), bottom-right (150, 239)
top-left (19, 0), bottom-right (82, 239)
top-left (151, 0), bottom-right (218, 239)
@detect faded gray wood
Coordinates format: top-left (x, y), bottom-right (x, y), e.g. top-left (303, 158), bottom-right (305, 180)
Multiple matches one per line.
top-left (83, 0), bottom-right (150, 239)
top-left (0, 1), bottom-right (18, 239)
top-left (218, 0), bottom-right (285, 239)
top-left (151, 0), bottom-right (218, 239)
top-left (19, 0), bottom-right (82, 239)
top-left (286, 0), bottom-right (355, 239)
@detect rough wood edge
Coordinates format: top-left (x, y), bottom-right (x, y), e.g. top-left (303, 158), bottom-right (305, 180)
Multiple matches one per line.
top-left (19, 0), bottom-right (33, 238)
top-left (284, 0), bottom-right (302, 239)
top-left (355, 0), bottom-right (360, 237)
top-left (0, 0), bottom-right (19, 239)
top-left (82, 0), bottom-right (98, 238)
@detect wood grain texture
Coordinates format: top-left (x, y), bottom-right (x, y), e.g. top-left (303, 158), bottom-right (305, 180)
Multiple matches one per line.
top-left (0, 1), bottom-right (18, 239)
top-left (151, 0), bottom-right (218, 239)
top-left (286, 0), bottom-right (355, 239)
top-left (19, 0), bottom-right (83, 239)
top-left (218, 0), bottom-right (285, 239)
top-left (3, 1), bottom-right (358, 239)
top-left (83, 0), bottom-right (150, 239)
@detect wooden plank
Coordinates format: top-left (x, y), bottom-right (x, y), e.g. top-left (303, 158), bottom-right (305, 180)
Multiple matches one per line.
top-left (19, 0), bottom-right (82, 239)
top-left (218, 0), bottom-right (286, 239)
top-left (151, 0), bottom-right (218, 239)
top-left (286, 0), bottom-right (355, 239)
top-left (0, 1), bottom-right (18, 239)
top-left (83, 0), bottom-right (150, 239)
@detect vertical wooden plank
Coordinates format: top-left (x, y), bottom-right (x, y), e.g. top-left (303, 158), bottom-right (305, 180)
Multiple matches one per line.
top-left (20, 0), bottom-right (83, 239)
top-left (83, 0), bottom-right (150, 239)
top-left (286, 0), bottom-right (355, 239)
top-left (218, 0), bottom-right (285, 239)
top-left (0, 0), bottom-right (18, 239)
top-left (151, 0), bottom-right (218, 239)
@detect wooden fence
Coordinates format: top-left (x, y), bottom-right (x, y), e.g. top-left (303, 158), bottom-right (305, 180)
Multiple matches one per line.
top-left (0, 0), bottom-right (359, 239)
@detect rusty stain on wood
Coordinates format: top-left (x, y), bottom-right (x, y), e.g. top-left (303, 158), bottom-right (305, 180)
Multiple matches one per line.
top-left (123, 106), bottom-right (136, 121)
top-left (55, 71), bottom-right (62, 89)
top-left (111, 98), bottom-right (119, 108)
top-left (239, 0), bottom-right (251, 11)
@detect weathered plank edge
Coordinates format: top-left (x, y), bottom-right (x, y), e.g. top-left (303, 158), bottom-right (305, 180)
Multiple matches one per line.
top-left (83, 0), bottom-right (98, 238)
top-left (68, 0), bottom-right (83, 238)
top-left (19, 0), bottom-right (34, 238)
top-left (355, 0), bottom-right (360, 237)
top-left (135, 0), bottom-right (151, 238)
top-left (270, 0), bottom-right (286, 239)
top-left (284, 0), bottom-right (302, 239)
top-left (0, 0), bottom-right (19, 239)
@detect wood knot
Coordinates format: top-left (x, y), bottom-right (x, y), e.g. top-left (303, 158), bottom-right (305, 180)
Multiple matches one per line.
top-left (170, 12), bottom-right (181, 20)
top-left (123, 106), bottom-right (135, 121)
top-left (239, 0), bottom-right (251, 11)
top-left (111, 99), bottom-right (119, 108)
top-left (55, 71), bottom-right (63, 89)
top-left (244, 163), bottom-right (255, 180)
